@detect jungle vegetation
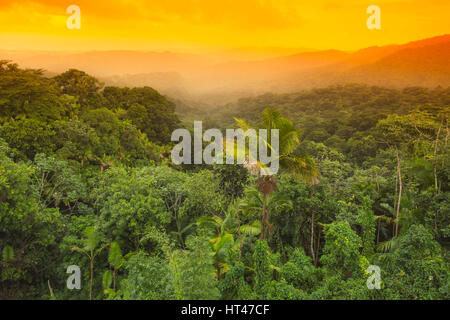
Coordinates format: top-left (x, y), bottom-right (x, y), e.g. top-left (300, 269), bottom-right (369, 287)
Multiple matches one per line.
top-left (0, 60), bottom-right (449, 300)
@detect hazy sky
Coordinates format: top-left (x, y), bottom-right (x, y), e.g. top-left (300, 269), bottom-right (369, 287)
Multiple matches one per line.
top-left (0, 0), bottom-right (449, 52)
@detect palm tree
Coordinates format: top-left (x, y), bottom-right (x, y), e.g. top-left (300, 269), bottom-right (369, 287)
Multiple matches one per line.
top-left (235, 108), bottom-right (318, 240)
top-left (108, 241), bottom-right (125, 291)
top-left (197, 203), bottom-right (261, 278)
top-left (70, 226), bottom-right (107, 300)
top-left (240, 186), bottom-right (292, 240)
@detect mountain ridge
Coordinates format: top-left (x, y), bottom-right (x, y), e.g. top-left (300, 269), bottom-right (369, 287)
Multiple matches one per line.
top-left (1, 34), bottom-right (449, 104)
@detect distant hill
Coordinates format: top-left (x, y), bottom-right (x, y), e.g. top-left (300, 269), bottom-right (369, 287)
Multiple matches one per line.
top-left (342, 42), bottom-right (450, 87)
top-left (101, 72), bottom-right (190, 98)
top-left (267, 34), bottom-right (450, 92)
top-left (1, 34), bottom-right (449, 104)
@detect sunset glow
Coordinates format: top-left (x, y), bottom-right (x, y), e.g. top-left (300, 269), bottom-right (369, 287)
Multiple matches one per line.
top-left (1, 0), bottom-right (449, 52)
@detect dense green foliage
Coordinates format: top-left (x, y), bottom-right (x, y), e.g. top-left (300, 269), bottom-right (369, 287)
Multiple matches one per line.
top-left (0, 61), bottom-right (449, 300)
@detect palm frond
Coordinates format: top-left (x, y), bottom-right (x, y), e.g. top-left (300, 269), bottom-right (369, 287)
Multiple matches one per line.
top-left (280, 154), bottom-right (319, 185)
top-left (377, 237), bottom-right (400, 253)
top-left (197, 216), bottom-right (219, 228)
top-left (240, 220), bottom-right (262, 236)
top-left (234, 117), bottom-right (252, 131)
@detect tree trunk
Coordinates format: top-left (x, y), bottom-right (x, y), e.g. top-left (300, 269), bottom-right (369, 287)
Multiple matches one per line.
top-left (433, 120), bottom-right (443, 231)
top-left (47, 280), bottom-right (54, 297)
top-left (315, 224), bottom-right (320, 267)
top-left (395, 150), bottom-right (402, 238)
top-left (260, 193), bottom-right (267, 240)
top-left (434, 119), bottom-right (443, 194)
top-left (113, 269), bottom-right (116, 291)
top-left (235, 198), bottom-right (242, 263)
top-left (310, 212), bottom-right (315, 265)
top-left (90, 258), bottom-right (94, 300)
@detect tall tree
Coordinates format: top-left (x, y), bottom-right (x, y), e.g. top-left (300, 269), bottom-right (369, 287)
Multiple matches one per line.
top-left (235, 108), bottom-right (318, 240)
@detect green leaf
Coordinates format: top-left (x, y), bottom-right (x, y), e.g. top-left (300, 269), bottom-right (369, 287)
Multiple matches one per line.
top-left (109, 241), bottom-right (123, 268)
top-left (2, 246), bottom-right (14, 261)
top-left (213, 233), bottom-right (233, 252)
top-left (102, 270), bottom-right (113, 289)
top-left (83, 226), bottom-right (100, 252)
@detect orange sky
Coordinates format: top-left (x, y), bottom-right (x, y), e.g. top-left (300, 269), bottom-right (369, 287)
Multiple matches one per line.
top-left (0, 0), bottom-right (449, 52)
